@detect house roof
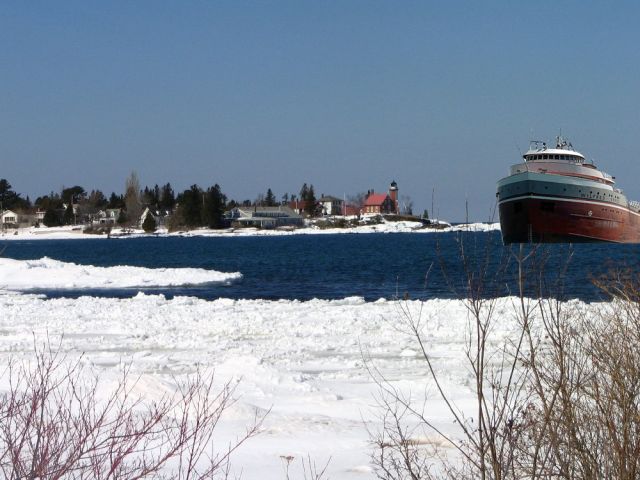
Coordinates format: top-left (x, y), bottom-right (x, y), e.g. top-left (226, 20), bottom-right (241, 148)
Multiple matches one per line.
top-left (363, 193), bottom-right (389, 206)
top-left (319, 196), bottom-right (342, 202)
top-left (233, 206), bottom-right (301, 218)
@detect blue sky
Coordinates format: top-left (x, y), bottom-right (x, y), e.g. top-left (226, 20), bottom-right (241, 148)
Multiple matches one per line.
top-left (2, 1), bottom-right (640, 221)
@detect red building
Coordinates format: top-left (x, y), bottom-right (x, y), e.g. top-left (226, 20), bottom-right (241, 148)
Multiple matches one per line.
top-left (362, 181), bottom-right (399, 215)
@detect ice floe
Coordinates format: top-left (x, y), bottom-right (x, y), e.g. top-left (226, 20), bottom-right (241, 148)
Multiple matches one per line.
top-left (0, 257), bottom-right (242, 290)
top-left (0, 290), bottom-right (586, 478)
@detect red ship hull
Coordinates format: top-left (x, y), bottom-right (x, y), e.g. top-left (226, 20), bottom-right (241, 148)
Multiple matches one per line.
top-left (499, 196), bottom-right (640, 244)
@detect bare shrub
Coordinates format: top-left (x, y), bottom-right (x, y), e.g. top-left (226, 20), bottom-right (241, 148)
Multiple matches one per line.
top-left (370, 238), bottom-right (640, 480)
top-left (280, 454), bottom-right (331, 480)
top-left (0, 340), bottom-right (264, 478)
top-left (518, 271), bottom-right (640, 479)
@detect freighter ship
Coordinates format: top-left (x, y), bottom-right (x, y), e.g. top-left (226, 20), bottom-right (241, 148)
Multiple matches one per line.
top-left (497, 137), bottom-right (640, 243)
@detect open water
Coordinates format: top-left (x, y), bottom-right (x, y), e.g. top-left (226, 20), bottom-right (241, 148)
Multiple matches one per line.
top-left (2, 231), bottom-right (640, 301)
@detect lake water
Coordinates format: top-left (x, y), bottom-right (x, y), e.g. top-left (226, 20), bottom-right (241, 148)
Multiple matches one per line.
top-left (2, 231), bottom-right (640, 301)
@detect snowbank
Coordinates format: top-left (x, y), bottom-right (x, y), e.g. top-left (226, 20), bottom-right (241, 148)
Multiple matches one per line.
top-left (0, 257), bottom-right (242, 290)
top-left (443, 222), bottom-right (501, 232)
top-left (0, 291), bottom-right (583, 478)
top-left (0, 221), bottom-right (500, 240)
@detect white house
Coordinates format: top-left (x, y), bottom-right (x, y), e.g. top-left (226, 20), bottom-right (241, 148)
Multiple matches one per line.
top-left (139, 207), bottom-right (167, 228)
top-left (1, 210), bottom-right (35, 228)
top-left (319, 196), bottom-right (344, 216)
top-left (95, 208), bottom-right (121, 225)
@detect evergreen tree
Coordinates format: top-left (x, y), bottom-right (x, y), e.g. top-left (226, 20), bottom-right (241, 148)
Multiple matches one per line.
top-left (141, 186), bottom-right (152, 206)
top-left (281, 193), bottom-right (289, 205)
top-left (43, 209), bottom-right (61, 227)
top-left (117, 210), bottom-right (127, 225)
top-left (299, 183), bottom-right (308, 203)
top-left (63, 203), bottom-right (75, 225)
top-left (108, 192), bottom-right (125, 209)
top-left (61, 186), bottom-right (86, 205)
top-left (202, 184), bottom-right (227, 229)
top-left (177, 184), bottom-right (203, 228)
top-left (140, 185), bottom-right (160, 207)
top-left (142, 212), bottom-right (157, 233)
top-left (159, 183), bottom-right (176, 210)
top-left (0, 179), bottom-right (21, 210)
top-left (35, 193), bottom-right (63, 211)
top-left (304, 184), bottom-right (317, 217)
top-left (265, 188), bottom-right (276, 207)
top-left (88, 190), bottom-right (108, 210)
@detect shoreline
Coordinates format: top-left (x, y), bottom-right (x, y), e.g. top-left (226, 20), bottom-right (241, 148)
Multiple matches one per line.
top-left (0, 221), bottom-right (500, 241)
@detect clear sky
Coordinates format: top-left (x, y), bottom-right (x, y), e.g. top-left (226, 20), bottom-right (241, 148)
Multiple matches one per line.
top-left (2, 1), bottom-right (640, 221)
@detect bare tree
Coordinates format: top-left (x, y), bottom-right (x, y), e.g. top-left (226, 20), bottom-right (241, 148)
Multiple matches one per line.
top-left (367, 236), bottom-right (556, 479)
top-left (517, 270), bottom-right (640, 479)
top-left (369, 236), bottom-right (640, 480)
top-left (124, 171), bottom-right (142, 228)
top-left (399, 196), bottom-right (413, 216)
top-left (0, 339), bottom-right (264, 478)
top-left (347, 192), bottom-right (367, 212)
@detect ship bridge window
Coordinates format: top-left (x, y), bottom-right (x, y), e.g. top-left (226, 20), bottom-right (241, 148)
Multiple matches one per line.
top-left (554, 155), bottom-right (560, 159)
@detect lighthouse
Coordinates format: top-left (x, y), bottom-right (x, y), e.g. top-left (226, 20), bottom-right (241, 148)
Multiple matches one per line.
top-left (389, 180), bottom-right (398, 214)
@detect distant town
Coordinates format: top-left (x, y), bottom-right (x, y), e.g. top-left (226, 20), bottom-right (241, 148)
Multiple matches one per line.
top-left (0, 175), bottom-right (435, 234)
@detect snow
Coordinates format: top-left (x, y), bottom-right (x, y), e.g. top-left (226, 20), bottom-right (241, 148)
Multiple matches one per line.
top-left (444, 221), bottom-right (501, 232)
top-left (0, 225), bottom-right (101, 240)
top-left (0, 257), bottom-right (242, 290)
top-left (0, 221), bottom-right (500, 240)
top-left (0, 287), bottom-right (572, 479)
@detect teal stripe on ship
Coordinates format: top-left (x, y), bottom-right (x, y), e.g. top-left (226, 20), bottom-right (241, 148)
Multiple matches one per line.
top-left (497, 172), bottom-right (627, 208)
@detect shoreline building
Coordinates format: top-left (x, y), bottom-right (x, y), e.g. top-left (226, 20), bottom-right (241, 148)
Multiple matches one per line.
top-left (362, 181), bottom-right (400, 215)
top-left (226, 205), bottom-right (303, 228)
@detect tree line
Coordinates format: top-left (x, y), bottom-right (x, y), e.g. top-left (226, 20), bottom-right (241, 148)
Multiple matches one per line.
top-left (0, 174), bottom-right (325, 230)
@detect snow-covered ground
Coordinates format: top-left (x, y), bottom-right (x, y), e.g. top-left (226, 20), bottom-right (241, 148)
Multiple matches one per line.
top-left (0, 288), bottom-right (534, 479)
top-left (0, 257), bottom-right (541, 479)
top-left (0, 221), bottom-right (500, 241)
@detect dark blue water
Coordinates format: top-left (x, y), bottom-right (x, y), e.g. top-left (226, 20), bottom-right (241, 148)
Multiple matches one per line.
top-left (2, 231), bottom-right (640, 301)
